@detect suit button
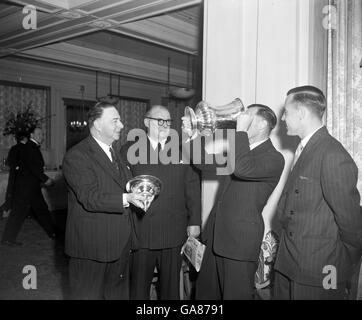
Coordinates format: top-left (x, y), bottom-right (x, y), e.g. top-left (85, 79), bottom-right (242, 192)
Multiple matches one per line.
top-left (295, 189), bottom-right (299, 194)
top-left (290, 210), bottom-right (294, 215)
top-left (289, 232), bottom-right (293, 237)
top-left (120, 274), bottom-right (124, 279)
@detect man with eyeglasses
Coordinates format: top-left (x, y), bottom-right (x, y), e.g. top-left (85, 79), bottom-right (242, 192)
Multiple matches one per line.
top-left (120, 105), bottom-right (201, 300)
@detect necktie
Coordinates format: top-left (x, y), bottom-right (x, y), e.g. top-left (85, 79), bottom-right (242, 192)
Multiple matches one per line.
top-left (109, 147), bottom-right (119, 171)
top-left (291, 142), bottom-right (303, 171)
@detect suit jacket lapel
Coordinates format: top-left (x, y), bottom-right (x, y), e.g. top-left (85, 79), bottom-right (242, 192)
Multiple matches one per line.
top-left (86, 136), bottom-right (124, 188)
top-left (115, 148), bottom-right (132, 185)
top-left (284, 127), bottom-right (328, 190)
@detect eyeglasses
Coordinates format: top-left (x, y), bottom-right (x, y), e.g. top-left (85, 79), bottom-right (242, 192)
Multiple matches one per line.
top-left (146, 117), bottom-right (172, 127)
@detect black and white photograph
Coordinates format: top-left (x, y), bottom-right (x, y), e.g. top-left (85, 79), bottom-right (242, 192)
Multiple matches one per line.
top-left (0, 0), bottom-right (361, 306)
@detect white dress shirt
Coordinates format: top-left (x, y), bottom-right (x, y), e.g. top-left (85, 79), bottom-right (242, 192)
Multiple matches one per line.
top-left (148, 135), bottom-right (167, 150)
top-left (92, 135), bottom-right (129, 207)
top-left (300, 125), bottom-right (324, 149)
top-left (290, 125), bottom-right (324, 171)
top-left (30, 138), bottom-right (40, 146)
top-left (250, 138), bottom-right (268, 150)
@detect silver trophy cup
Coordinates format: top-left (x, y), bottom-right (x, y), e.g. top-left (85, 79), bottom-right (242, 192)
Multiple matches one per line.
top-left (126, 175), bottom-right (162, 212)
top-left (183, 98), bottom-right (244, 139)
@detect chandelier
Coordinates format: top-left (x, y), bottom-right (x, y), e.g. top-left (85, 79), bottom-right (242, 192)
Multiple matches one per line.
top-left (69, 85), bottom-right (87, 131)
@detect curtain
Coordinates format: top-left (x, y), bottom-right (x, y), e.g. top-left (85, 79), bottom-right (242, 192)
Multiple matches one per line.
top-left (326, 0), bottom-right (362, 300)
top-left (116, 98), bottom-right (149, 145)
top-left (327, 0), bottom-right (362, 194)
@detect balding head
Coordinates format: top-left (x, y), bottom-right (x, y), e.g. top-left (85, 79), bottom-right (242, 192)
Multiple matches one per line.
top-left (144, 105), bottom-right (171, 141)
top-left (145, 105), bottom-right (169, 119)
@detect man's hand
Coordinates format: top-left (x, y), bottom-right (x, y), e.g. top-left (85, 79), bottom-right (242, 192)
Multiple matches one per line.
top-left (236, 111), bottom-right (254, 132)
top-left (187, 225), bottom-right (201, 238)
top-left (181, 116), bottom-right (193, 137)
top-left (126, 192), bottom-right (146, 210)
top-left (204, 138), bottom-right (229, 154)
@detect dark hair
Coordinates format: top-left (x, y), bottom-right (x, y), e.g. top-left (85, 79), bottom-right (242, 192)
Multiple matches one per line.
top-left (248, 104), bottom-right (277, 131)
top-left (87, 101), bottom-right (115, 128)
top-left (287, 85), bottom-right (326, 118)
top-left (15, 131), bottom-right (30, 142)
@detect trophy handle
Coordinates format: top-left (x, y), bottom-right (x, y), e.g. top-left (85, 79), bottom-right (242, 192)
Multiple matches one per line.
top-left (184, 106), bottom-right (199, 140)
top-left (126, 181), bottom-right (131, 193)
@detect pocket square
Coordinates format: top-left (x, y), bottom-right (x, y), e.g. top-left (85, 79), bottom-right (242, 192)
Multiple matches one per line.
top-left (299, 175), bottom-right (309, 180)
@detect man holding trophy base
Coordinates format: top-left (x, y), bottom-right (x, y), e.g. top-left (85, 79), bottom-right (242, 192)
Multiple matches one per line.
top-left (63, 102), bottom-right (146, 300)
top-left (120, 105), bottom-right (201, 300)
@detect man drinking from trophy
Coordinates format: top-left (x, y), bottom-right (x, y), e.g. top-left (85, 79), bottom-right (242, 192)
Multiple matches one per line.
top-left (182, 103), bottom-right (284, 299)
top-left (120, 105), bottom-right (201, 300)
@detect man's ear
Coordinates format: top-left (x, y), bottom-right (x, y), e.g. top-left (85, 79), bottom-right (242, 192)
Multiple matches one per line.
top-left (144, 118), bottom-right (149, 128)
top-left (258, 118), bottom-right (268, 131)
top-left (93, 118), bottom-right (101, 132)
top-left (298, 105), bottom-right (307, 120)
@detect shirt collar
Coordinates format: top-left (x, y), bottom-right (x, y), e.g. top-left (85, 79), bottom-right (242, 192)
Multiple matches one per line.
top-left (30, 138), bottom-right (40, 146)
top-left (250, 138), bottom-right (268, 150)
top-left (92, 135), bottom-right (113, 159)
top-left (148, 135), bottom-right (167, 150)
top-left (300, 125), bottom-right (324, 148)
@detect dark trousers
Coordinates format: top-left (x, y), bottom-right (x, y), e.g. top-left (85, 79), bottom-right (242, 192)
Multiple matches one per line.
top-left (130, 246), bottom-right (182, 300)
top-left (195, 247), bottom-right (257, 300)
top-left (2, 193), bottom-right (55, 242)
top-left (195, 209), bottom-right (257, 300)
top-left (69, 242), bottom-right (131, 300)
top-left (195, 239), bottom-right (221, 299)
top-left (273, 271), bottom-right (349, 300)
top-left (215, 255), bottom-right (257, 299)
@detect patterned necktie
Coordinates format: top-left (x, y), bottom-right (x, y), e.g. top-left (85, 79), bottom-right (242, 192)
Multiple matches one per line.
top-left (291, 142), bottom-right (304, 171)
top-left (109, 147), bottom-right (119, 171)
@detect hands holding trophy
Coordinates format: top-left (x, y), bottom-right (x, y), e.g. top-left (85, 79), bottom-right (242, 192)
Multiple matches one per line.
top-left (126, 175), bottom-right (162, 212)
top-left (182, 98), bottom-right (245, 139)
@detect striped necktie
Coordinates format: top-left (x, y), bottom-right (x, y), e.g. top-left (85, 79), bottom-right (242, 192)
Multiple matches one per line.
top-left (109, 147), bottom-right (119, 171)
top-left (291, 142), bottom-right (303, 171)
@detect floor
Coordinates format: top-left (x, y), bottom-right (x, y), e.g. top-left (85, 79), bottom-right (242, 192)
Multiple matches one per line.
top-left (0, 212), bottom-right (361, 300)
top-left (0, 211), bottom-right (69, 300)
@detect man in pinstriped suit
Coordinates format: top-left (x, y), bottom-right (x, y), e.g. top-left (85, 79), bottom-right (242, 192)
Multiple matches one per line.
top-left (63, 101), bottom-right (145, 299)
top-left (274, 85), bottom-right (362, 300)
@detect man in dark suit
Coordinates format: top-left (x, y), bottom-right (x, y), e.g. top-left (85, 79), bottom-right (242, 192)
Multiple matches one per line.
top-left (274, 85), bottom-right (362, 300)
top-left (183, 104), bottom-right (285, 299)
top-left (120, 105), bottom-right (201, 300)
top-left (0, 135), bottom-right (28, 219)
top-left (1, 128), bottom-right (56, 246)
top-left (62, 101), bottom-right (146, 300)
